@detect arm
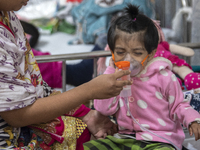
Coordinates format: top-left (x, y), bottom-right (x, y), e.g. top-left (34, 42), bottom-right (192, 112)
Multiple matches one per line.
top-left (164, 71), bottom-right (200, 125)
top-left (169, 44), bottom-right (194, 57)
top-left (162, 70), bottom-right (200, 140)
top-left (0, 68), bottom-right (131, 127)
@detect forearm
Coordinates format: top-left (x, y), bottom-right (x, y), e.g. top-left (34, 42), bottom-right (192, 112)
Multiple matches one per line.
top-left (0, 82), bottom-right (92, 127)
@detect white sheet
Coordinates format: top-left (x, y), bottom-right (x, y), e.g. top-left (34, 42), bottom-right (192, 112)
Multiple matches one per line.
top-left (35, 32), bottom-right (94, 64)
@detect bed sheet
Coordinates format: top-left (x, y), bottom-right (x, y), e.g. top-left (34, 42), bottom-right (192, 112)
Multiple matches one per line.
top-left (35, 32), bottom-right (95, 64)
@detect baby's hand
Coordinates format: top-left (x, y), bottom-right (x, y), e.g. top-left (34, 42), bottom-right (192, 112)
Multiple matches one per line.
top-left (189, 121), bottom-right (200, 141)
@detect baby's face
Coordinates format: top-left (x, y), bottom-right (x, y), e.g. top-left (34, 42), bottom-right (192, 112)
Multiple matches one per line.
top-left (0, 0), bottom-right (29, 11)
top-left (113, 32), bottom-right (152, 73)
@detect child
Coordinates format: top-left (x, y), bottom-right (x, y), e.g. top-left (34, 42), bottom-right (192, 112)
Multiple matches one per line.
top-left (0, 0), bottom-right (132, 149)
top-left (84, 4), bottom-right (200, 150)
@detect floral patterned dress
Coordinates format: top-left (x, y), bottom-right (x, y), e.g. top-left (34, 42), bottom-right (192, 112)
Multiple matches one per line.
top-left (0, 11), bottom-right (90, 150)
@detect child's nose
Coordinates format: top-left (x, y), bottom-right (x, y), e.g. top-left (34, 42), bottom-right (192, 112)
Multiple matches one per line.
top-left (124, 53), bottom-right (132, 61)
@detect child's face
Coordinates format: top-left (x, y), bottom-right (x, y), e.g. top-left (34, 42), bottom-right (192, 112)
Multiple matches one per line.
top-left (113, 31), bottom-right (156, 73)
top-left (0, 0), bottom-right (29, 11)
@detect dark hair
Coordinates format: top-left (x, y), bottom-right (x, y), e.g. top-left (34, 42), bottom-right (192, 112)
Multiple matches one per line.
top-left (107, 4), bottom-right (159, 54)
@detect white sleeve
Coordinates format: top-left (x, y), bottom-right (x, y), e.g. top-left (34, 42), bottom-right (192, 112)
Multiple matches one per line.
top-left (0, 46), bottom-right (37, 112)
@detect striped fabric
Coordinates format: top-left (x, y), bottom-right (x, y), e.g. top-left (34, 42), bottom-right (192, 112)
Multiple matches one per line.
top-left (0, 117), bottom-right (20, 149)
top-left (0, 117), bottom-right (11, 148)
top-left (83, 135), bottom-right (175, 150)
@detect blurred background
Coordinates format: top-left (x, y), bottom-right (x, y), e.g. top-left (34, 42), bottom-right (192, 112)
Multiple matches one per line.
top-left (16, 0), bottom-right (200, 64)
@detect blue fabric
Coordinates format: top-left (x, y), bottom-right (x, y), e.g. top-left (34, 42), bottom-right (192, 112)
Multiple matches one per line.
top-left (191, 65), bottom-right (200, 72)
top-left (66, 44), bottom-right (102, 86)
top-left (184, 93), bottom-right (200, 112)
top-left (71, 0), bottom-right (155, 44)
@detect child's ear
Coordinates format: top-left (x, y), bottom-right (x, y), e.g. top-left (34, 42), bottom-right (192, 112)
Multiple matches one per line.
top-left (147, 49), bottom-right (157, 61)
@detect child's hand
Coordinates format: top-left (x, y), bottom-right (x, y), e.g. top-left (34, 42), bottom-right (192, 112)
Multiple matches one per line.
top-left (189, 121), bottom-right (200, 141)
top-left (87, 69), bottom-right (132, 99)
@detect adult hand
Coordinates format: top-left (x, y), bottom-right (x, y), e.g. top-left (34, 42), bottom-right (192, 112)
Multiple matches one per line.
top-left (87, 69), bottom-right (132, 100)
top-left (82, 110), bottom-right (118, 139)
top-left (189, 121), bottom-right (200, 141)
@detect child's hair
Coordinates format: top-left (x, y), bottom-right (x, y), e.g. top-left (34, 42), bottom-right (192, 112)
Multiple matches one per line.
top-left (107, 4), bottom-right (159, 54)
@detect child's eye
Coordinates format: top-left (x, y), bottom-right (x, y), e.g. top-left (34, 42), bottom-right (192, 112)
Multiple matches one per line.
top-left (134, 52), bottom-right (143, 56)
top-left (116, 52), bottom-right (125, 55)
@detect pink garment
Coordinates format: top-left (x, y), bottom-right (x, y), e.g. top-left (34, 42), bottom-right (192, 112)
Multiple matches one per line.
top-left (29, 116), bottom-right (65, 146)
top-left (184, 72), bottom-right (200, 90)
top-left (65, 104), bottom-right (91, 150)
top-left (94, 57), bottom-right (200, 150)
top-left (73, 105), bottom-right (91, 150)
top-left (177, 77), bottom-right (184, 90)
top-left (32, 49), bottom-right (62, 88)
top-left (30, 105), bottom-right (91, 149)
top-left (76, 125), bottom-right (91, 150)
top-left (71, 104), bottom-right (91, 117)
top-left (154, 41), bottom-right (192, 70)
